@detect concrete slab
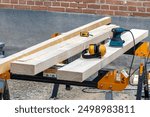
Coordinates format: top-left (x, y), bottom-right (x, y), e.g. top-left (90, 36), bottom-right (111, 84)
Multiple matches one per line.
top-left (0, 9), bottom-right (102, 56)
top-left (0, 9), bottom-right (149, 56)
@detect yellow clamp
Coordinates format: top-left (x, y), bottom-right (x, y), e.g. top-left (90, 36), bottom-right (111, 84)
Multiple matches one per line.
top-left (0, 71), bottom-right (10, 80)
top-left (97, 70), bottom-right (129, 91)
top-left (135, 42), bottom-right (150, 58)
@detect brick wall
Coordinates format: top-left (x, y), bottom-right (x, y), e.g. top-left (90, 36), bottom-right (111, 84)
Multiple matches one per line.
top-left (0, 0), bottom-right (150, 17)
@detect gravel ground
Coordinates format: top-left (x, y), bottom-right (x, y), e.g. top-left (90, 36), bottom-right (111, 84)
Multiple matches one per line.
top-left (8, 79), bottom-right (137, 100)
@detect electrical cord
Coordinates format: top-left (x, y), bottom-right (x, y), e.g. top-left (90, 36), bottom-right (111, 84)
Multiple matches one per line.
top-left (82, 87), bottom-right (142, 93)
top-left (128, 67), bottom-right (139, 86)
top-left (130, 67), bottom-right (139, 77)
top-left (82, 87), bottom-right (106, 93)
top-left (127, 30), bottom-right (137, 86)
top-left (128, 30), bottom-right (136, 78)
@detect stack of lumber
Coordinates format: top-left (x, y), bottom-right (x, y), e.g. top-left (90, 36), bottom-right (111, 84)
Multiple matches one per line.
top-left (10, 17), bottom-right (116, 75)
top-left (57, 29), bottom-right (148, 82)
top-left (0, 17), bottom-right (111, 74)
top-left (0, 17), bottom-right (148, 83)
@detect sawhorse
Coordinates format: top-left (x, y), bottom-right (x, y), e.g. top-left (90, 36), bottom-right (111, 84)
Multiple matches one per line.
top-left (0, 79), bottom-right (10, 100)
top-left (136, 63), bottom-right (149, 100)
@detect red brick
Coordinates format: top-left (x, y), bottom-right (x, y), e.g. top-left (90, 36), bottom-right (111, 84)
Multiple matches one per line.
top-left (35, 1), bottom-right (43, 6)
top-left (127, 1), bottom-right (142, 6)
top-left (19, 0), bottom-right (26, 4)
top-left (138, 7), bottom-right (145, 12)
top-left (27, 1), bottom-right (34, 5)
top-left (0, 0), bottom-right (149, 18)
top-left (31, 6), bottom-right (47, 11)
top-left (97, 10), bottom-right (114, 15)
top-left (128, 6), bottom-right (136, 11)
top-left (14, 5), bottom-right (30, 10)
top-left (52, 2), bottom-right (60, 6)
top-left (48, 7), bottom-right (65, 12)
top-left (11, 0), bottom-right (18, 4)
top-left (110, 5), bottom-right (118, 10)
top-left (78, 3), bottom-right (86, 8)
top-left (0, 3), bottom-right (13, 8)
top-left (101, 5), bottom-right (109, 9)
top-left (132, 12), bottom-right (150, 17)
top-left (74, 0), bottom-right (83, 3)
top-left (100, 0), bottom-right (105, 4)
top-left (88, 4), bottom-right (100, 9)
top-left (106, 0), bottom-right (123, 5)
top-left (61, 2), bottom-right (69, 7)
top-left (57, 0), bottom-right (74, 2)
top-left (82, 9), bottom-right (97, 14)
top-left (2, 0), bottom-right (10, 3)
top-left (70, 3), bottom-right (86, 8)
top-left (119, 6), bottom-right (127, 11)
top-left (147, 8), bottom-right (150, 12)
top-left (82, 0), bottom-right (96, 3)
top-left (66, 8), bottom-right (82, 13)
top-left (58, 0), bottom-right (74, 2)
top-left (44, 2), bottom-right (51, 7)
top-left (115, 11), bottom-right (130, 16)
top-left (143, 2), bottom-right (150, 7)
top-left (70, 3), bottom-right (78, 8)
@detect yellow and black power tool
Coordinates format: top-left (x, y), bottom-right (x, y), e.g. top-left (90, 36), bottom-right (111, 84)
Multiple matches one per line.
top-left (82, 44), bottom-right (106, 59)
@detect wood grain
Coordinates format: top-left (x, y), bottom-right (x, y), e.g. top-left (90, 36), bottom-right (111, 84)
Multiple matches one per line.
top-left (57, 29), bottom-right (149, 82)
top-left (11, 24), bottom-right (117, 75)
top-left (0, 17), bottom-right (111, 74)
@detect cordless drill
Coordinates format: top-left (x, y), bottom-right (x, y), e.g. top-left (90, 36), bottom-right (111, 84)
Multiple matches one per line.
top-left (109, 28), bottom-right (129, 47)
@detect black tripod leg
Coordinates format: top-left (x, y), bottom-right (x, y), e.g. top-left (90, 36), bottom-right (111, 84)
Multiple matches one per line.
top-left (105, 90), bottom-right (113, 100)
top-left (50, 83), bottom-right (59, 99)
top-left (136, 74), bottom-right (144, 100)
top-left (3, 80), bottom-right (10, 100)
top-left (0, 93), bottom-right (3, 100)
top-left (144, 82), bottom-right (149, 100)
top-left (0, 79), bottom-right (4, 100)
top-left (65, 85), bottom-right (72, 90)
top-left (144, 65), bottom-right (149, 100)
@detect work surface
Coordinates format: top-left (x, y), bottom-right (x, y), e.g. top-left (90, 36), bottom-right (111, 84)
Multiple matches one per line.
top-left (10, 24), bottom-right (116, 75)
top-left (9, 17), bottom-right (148, 78)
top-left (58, 29), bottom-right (148, 82)
top-left (0, 9), bottom-right (150, 100)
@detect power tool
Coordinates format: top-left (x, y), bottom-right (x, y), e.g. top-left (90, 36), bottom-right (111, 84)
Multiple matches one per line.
top-left (82, 44), bottom-right (106, 59)
top-left (80, 31), bottom-right (93, 37)
top-left (109, 28), bottom-right (129, 47)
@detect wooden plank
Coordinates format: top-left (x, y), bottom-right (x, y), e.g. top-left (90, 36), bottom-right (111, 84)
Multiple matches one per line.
top-left (11, 24), bottom-right (118, 75)
top-left (57, 29), bottom-right (149, 82)
top-left (0, 17), bottom-right (111, 74)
